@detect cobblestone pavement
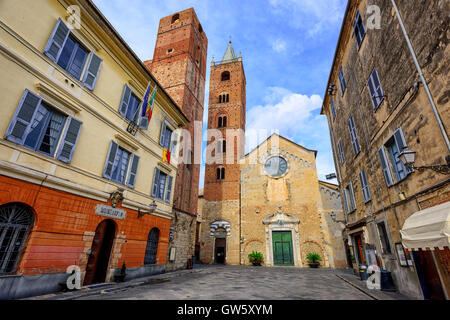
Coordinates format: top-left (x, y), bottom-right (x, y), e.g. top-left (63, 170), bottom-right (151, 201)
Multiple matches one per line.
top-left (62, 265), bottom-right (409, 300)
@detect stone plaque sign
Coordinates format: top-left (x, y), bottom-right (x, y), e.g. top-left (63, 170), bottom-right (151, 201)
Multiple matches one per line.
top-left (95, 204), bottom-right (126, 220)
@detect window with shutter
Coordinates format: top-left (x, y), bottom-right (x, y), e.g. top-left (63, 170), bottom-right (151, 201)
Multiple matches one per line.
top-left (157, 171), bottom-right (167, 200)
top-left (378, 147), bottom-right (394, 187)
top-left (6, 90), bottom-right (42, 145)
top-left (342, 189), bottom-right (349, 214)
top-left (44, 19), bottom-right (70, 62)
top-left (56, 117), bottom-right (82, 163)
top-left (377, 221), bottom-right (392, 254)
top-left (127, 154), bottom-right (140, 188)
top-left (151, 168), bottom-right (160, 198)
top-left (120, 85), bottom-right (132, 116)
top-left (353, 10), bottom-right (366, 48)
top-left (339, 67), bottom-right (347, 95)
top-left (348, 116), bottom-right (360, 155)
top-left (330, 99), bottom-right (336, 121)
top-left (83, 53), bottom-right (102, 90)
top-left (338, 140), bottom-right (345, 165)
top-left (368, 68), bottom-right (384, 109)
top-left (144, 228), bottom-right (159, 265)
top-left (359, 169), bottom-right (372, 203)
top-left (347, 182), bottom-right (356, 212)
top-left (103, 141), bottom-right (119, 180)
top-left (160, 122), bottom-right (173, 150)
top-left (165, 175), bottom-right (173, 203)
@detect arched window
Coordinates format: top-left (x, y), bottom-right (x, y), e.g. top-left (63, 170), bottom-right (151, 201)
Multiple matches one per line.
top-left (218, 93), bottom-right (229, 104)
top-left (144, 228), bottom-right (160, 265)
top-left (0, 203), bottom-right (34, 274)
top-left (216, 167), bottom-right (225, 180)
top-left (171, 14), bottom-right (180, 24)
top-left (221, 71), bottom-right (230, 81)
top-left (218, 115), bottom-right (227, 128)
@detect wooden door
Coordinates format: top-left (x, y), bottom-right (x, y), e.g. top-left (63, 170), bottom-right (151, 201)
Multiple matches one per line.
top-left (83, 220), bottom-right (116, 286)
top-left (354, 234), bottom-right (365, 265)
top-left (215, 238), bottom-right (226, 264)
top-left (272, 231), bottom-right (294, 266)
top-left (413, 250), bottom-right (445, 300)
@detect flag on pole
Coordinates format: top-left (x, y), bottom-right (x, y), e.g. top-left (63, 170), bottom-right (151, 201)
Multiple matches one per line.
top-left (140, 83), bottom-right (158, 127)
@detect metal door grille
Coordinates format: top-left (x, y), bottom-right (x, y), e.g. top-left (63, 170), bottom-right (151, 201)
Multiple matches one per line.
top-left (0, 203), bottom-right (34, 274)
top-left (144, 228), bottom-right (159, 265)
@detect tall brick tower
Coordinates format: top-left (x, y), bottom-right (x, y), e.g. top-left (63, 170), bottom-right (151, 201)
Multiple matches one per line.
top-left (200, 41), bottom-right (246, 265)
top-left (145, 8), bottom-right (207, 271)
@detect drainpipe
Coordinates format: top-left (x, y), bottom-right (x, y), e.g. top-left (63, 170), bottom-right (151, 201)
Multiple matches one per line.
top-left (391, 0), bottom-right (450, 152)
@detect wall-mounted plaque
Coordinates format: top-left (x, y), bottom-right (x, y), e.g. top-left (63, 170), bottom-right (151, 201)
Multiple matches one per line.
top-left (95, 204), bottom-right (126, 220)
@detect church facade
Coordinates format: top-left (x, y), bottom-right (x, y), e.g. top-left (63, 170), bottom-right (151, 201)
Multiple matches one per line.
top-left (199, 43), bottom-right (346, 268)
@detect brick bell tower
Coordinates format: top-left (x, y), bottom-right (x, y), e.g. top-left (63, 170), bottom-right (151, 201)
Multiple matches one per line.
top-left (145, 8), bottom-right (207, 270)
top-left (201, 41), bottom-right (246, 265)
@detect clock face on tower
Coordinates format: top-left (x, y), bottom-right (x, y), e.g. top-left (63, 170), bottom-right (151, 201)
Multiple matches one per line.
top-left (264, 156), bottom-right (288, 177)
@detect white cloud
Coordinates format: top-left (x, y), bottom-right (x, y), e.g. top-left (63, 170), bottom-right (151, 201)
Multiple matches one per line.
top-left (268, 0), bottom-right (346, 36)
top-left (271, 39), bottom-right (287, 52)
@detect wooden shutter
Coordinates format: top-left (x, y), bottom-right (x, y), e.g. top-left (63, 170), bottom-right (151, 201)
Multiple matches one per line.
top-left (159, 121), bottom-right (167, 146)
top-left (342, 189), bottom-right (349, 214)
top-left (348, 182), bottom-right (356, 211)
top-left (6, 90), bottom-right (42, 145)
top-left (56, 117), bottom-right (82, 163)
top-left (339, 67), bottom-right (346, 94)
top-left (82, 53), bottom-right (102, 90)
top-left (151, 168), bottom-right (160, 197)
top-left (103, 141), bottom-right (119, 179)
top-left (331, 100), bottom-right (336, 120)
top-left (378, 147), bottom-right (394, 186)
top-left (165, 175), bottom-right (173, 203)
top-left (338, 140), bottom-right (345, 164)
top-left (126, 154), bottom-right (140, 188)
top-left (119, 84), bottom-right (132, 116)
top-left (348, 116), bottom-right (360, 155)
top-left (44, 19), bottom-right (70, 62)
top-left (359, 170), bottom-right (371, 203)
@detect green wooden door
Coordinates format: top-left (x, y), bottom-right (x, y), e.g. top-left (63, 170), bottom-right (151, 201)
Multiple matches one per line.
top-left (272, 231), bottom-right (294, 266)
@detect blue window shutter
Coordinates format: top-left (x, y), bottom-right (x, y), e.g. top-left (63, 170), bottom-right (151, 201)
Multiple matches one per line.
top-left (126, 154), bottom-right (140, 188)
top-left (339, 67), bottom-right (346, 94)
top-left (378, 147), bottom-right (394, 186)
top-left (338, 140), bottom-right (345, 164)
top-left (368, 72), bottom-right (377, 108)
top-left (44, 19), bottom-right (70, 62)
top-left (119, 85), bottom-right (132, 116)
top-left (165, 175), bottom-right (173, 203)
top-left (151, 168), bottom-right (160, 197)
top-left (331, 100), bottom-right (336, 121)
top-left (342, 189), bottom-right (349, 214)
top-left (56, 117), bottom-right (82, 163)
top-left (6, 90), bottom-right (42, 145)
top-left (348, 116), bottom-right (360, 155)
top-left (159, 121), bottom-right (167, 146)
top-left (82, 52), bottom-right (102, 90)
top-left (103, 141), bottom-right (119, 179)
top-left (359, 170), bottom-right (372, 203)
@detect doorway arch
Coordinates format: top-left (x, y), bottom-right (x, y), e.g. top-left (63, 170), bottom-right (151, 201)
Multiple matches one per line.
top-left (84, 219), bottom-right (116, 285)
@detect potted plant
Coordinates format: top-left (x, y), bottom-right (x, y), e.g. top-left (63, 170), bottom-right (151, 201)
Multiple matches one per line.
top-left (306, 253), bottom-right (322, 268)
top-left (248, 251), bottom-right (264, 266)
top-left (115, 262), bottom-right (127, 282)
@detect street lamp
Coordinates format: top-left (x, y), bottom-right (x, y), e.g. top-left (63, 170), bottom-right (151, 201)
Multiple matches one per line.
top-left (399, 147), bottom-right (450, 175)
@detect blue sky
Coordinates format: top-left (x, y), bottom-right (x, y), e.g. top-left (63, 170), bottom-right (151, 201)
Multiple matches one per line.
top-left (92, 0), bottom-right (347, 187)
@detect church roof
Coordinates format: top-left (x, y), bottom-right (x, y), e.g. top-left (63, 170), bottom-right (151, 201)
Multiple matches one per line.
top-left (244, 133), bottom-right (318, 158)
top-left (222, 41), bottom-right (238, 63)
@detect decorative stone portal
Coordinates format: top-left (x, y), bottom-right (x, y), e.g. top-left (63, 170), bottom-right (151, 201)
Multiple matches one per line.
top-left (210, 220), bottom-right (231, 264)
top-left (263, 206), bottom-right (302, 267)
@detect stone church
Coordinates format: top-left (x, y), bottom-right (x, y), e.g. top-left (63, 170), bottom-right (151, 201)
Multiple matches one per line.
top-left (198, 42), bottom-right (347, 268)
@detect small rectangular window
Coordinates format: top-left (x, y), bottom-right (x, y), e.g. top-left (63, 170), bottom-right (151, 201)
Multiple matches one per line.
top-left (353, 10), bottom-right (366, 48)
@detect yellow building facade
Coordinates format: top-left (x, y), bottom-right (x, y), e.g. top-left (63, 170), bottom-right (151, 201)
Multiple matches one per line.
top-left (0, 0), bottom-right (188, 299)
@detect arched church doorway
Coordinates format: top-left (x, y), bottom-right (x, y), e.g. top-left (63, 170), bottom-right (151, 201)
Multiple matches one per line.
top-left (84, 219), bottom-right (116, 285)
top-left (214, 228), bottom-right (227, 264)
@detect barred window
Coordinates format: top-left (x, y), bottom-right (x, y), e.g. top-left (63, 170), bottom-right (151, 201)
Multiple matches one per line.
top-left (144, 228), bottom-right (160, 265)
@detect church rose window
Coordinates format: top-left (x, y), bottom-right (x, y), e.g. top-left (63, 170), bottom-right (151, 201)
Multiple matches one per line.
top-left (264, 156), bottom-right (288, 177)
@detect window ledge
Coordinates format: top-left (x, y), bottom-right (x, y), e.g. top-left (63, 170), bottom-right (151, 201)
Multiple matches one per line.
top-left (115, 133), bottom-right (140, 152)
top-left (35, 82), bottom-right (82, 116)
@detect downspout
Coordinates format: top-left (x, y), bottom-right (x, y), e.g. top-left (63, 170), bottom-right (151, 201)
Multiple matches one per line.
top-left (391, 0), bottom-right (450, 152)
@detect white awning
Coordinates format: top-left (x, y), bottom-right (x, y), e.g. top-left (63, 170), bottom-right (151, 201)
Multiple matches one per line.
top-left (401, 201), bottom-right (450, 251)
